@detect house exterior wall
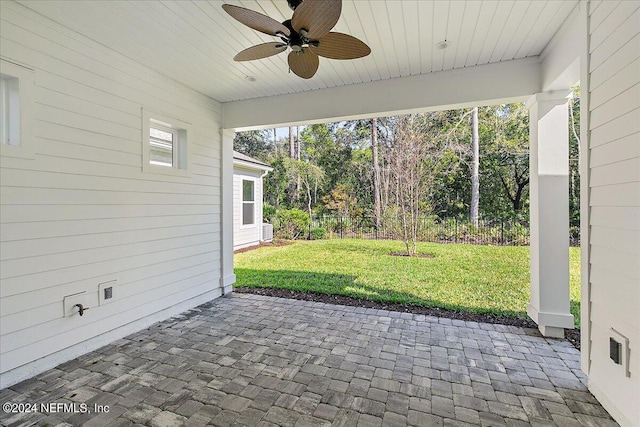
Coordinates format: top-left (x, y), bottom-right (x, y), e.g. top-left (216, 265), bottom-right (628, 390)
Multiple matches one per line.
top-left (0, 0), bottom-right (223, 387)
top-left (585, 1), bottom-right (640, 426)
top-left (233, 166), bottom-right (264, 250)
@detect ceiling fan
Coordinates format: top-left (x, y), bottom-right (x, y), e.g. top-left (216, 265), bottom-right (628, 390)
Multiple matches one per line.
top-left (222, 0), bottom-right (371, 79)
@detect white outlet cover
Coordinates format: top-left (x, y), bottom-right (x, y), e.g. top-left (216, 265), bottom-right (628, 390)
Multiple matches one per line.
top-left (610, 327), bottom-right (631, 378)
top-left (63, 292), bottom-right (86, 317)
top-left (99, 280), bottom-right (117, 305)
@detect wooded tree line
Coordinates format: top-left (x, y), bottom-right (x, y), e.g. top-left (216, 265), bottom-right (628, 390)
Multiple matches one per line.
top-left (234, 99), bottom-right (581, 243)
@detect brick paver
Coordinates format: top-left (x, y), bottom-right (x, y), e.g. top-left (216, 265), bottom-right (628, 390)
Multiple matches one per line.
top-left (0, 294), bottom-right (618, 426)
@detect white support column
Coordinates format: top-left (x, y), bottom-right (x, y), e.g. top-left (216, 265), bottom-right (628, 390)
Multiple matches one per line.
top-left (219, 128), bottom-right (236, 294)
top-left (526, 91), bottom-right (574, 338)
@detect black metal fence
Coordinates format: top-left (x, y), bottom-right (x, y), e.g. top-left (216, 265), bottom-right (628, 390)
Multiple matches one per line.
top-left (306, 215), bottom-right (580, 246)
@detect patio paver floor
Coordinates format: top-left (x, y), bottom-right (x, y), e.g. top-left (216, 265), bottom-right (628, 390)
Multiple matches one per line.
top-left (0, 293), bottom-right (618, 427)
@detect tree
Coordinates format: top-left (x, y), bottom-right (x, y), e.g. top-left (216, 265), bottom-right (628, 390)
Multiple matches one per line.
top-left (420, 108), bottom-right (472, 219)
top-left (386, 114), bottom-right (446, 256)
top-left (300, 123), bottom-right (352, 202)
top-left (322, 184), bottom-right (362, 219)
top-left (263, 155), bottom-right (289, 209)
top-left (296, 126), bottom-right (301, 160)
top-left (480, 104), bottom-right (530, 218)
top-left (568, 86), bottom-right (581, 228)
top-left (239, 106), bottom-right (534, 228)
top-left (289, 126), bottom-right (295, 159)
top-left (470, 107), bottom-right (480, 226)
top-left (371, 118), bottom-right (382, 230)
top-left (289, 127), bottom-right (297, 205)
top-left (233, 130), bottom-right (271, 161)
top-left (286, 159), bottom-right (324, 217)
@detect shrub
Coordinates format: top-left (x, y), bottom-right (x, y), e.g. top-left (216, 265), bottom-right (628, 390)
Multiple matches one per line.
top-left (263, 203), bottom-right (276, 223)
top-left (309, 227), bottom-right (327, 240)
top-left (275, 208), bottom-right (310, 240)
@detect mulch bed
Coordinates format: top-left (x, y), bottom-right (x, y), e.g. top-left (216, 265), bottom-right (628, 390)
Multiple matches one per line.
top-left (564, 329), bottom-right (581, 350)
top-left (388, 252), bottom-right (435, 258)
top-left (234, 286), bottom-right (580, 350)
top-left (234, 241), bottom-right (293, 254)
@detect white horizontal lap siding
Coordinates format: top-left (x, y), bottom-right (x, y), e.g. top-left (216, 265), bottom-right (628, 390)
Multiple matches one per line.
top-left (0, 1), bottom-right (222, 383)
top-left (233, 167), bottom-right (263, 250)
top-left (587, 1), bottom-right (640, 426)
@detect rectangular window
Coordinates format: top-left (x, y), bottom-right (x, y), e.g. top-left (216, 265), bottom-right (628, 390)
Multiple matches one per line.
top-left (149, 125), bottom-right (176, 167)
top-left (1, 75), bottom-right (20, 147)
top-left (1, 59), bottom-right (35, 159)
top-left (242, 180), bottom-right (255, 226)
top-left (142, 108), bottom-right (191, 176)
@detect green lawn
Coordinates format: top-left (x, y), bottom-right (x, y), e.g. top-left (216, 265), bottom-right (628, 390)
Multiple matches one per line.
top-left (235, 239), bottom-right (581, 326)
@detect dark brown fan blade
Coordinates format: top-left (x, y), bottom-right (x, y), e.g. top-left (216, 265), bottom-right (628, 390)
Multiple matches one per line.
top-left (310, 32), bottom-right (371, 60)
top-left (291, 0), bottom-right (341, 40)
top-left (234, 42), bottom-right (288, 61)
top-left (222, 4), bottom-right (290, 37)
top-left (288, 49), bottom-right (319, 79)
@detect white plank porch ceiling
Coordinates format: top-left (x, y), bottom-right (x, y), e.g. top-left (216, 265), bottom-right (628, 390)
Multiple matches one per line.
top-left (15, 0), bottom-right (578, 103)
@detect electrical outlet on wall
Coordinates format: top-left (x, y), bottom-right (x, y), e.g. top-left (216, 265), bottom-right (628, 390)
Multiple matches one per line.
top-left (99, 280), bottom-right (117, 305)
top-left (610, 327), bottom-right (631, 378)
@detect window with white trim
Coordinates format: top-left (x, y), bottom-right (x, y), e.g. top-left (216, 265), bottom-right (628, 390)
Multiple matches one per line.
top-left (142, 109), bottom-right (190, 176)
top-left (242, 180), bottom-right (255, 226)
top-left (1, 74), bottom-right (20, 146)
top-left (0, 59), bottom-right (35, 159)
top-left (149, 124), bottom-right (177, 167)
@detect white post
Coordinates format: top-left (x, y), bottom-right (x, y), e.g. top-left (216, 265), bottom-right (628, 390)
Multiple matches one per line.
top-left (526, 91), bottom-right (574, 338)
top-left (578, 0), bottom-right (591, 374)
top-left (220, 128), bottom-right (236, 294)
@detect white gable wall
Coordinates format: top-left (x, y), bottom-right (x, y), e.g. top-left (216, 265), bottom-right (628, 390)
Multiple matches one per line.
top-left (583, 1), bottom-right (640, 425)
top-left (0, 0), bottom-right (223, 387)
top-left (233, 166), bottom-right (264, 250)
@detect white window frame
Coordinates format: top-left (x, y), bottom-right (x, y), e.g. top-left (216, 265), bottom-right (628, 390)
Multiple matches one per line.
top-left (142, 108), bottom-right (191, 177)
top-left (241, 178), bottom-right (257, 228)
top-left (0, 59), bottom-right (35, 160)
top-left (149, 123), bottom-right (178, 168)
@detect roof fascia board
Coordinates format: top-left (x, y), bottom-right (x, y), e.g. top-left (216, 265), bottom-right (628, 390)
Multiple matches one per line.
top-left (233, 158), bottom-right (273, 172)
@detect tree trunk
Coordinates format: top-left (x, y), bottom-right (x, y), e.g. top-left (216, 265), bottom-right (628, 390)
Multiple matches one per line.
top-left (306, 180), bottom-right (312, 218)
top-left (371, 118), bottom-right (381, 230)
top-left (273, 128), bottom-right (277, 157)
top-left (289, 127), bottom-right (295, 159)
top-left (297, 128), bottom-right (301, 199)
top-left (470, 107), bottom-right (480, 226)
top-left (513, 179), bottom-right (528, 213)
top-left (569, 97), bottom-right (580, 166)
top-left (296, 126), bottom-right (301, 160)
top-left (289, 127), bottom-right (296, 205)
top-left (500, 171), bottom-right (528, 214)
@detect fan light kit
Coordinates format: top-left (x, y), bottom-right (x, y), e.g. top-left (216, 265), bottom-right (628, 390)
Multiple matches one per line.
top-left (222, 0), bottom-right (371, 79)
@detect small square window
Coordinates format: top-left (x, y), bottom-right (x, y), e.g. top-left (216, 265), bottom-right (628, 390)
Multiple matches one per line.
top-left (142, 108), bottom-right (191, 176)
top-left (1, 59), bottom-right (35, 159)
top-left (149, 125), bottom-right (176, 167)
top-left (242, 180), bottom-right (255, 226)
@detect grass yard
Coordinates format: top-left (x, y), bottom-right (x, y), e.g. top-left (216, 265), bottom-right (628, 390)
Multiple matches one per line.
top-left (235, 239), bottom-right (581, 327)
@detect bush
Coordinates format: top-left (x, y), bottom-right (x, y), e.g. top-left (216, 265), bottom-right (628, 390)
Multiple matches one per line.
top-left (275, 208), bottom-right (310, 240)
top-left (309, 227), bottom-right (327, 240)
top-left (263, 203), bottom-right (276, 223)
